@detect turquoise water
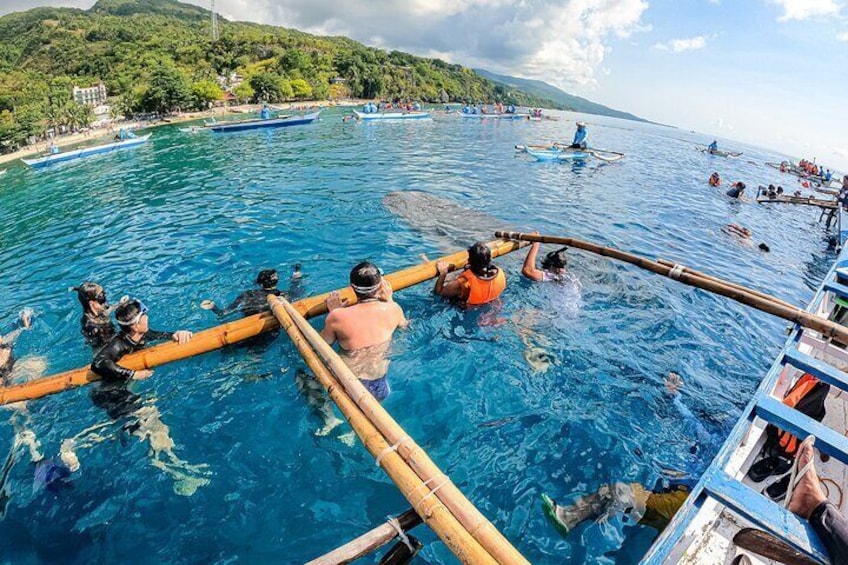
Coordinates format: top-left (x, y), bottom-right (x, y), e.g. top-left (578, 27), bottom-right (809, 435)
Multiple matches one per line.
top-left (0, 108), bottom-right (837, 563)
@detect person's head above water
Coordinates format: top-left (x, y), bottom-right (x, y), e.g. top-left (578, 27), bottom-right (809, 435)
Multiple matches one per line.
top-left (73, 282), bottom-right (107, 314)
top-left (255, 269), bottom-right (279, 290)
top-left (468, 242), bottom-right (497, 277)
top-left (349, 261), bottom-right (382, 300)
top-left (541, 247), bottom-right (568, 273)
top-left (576, 121), bottom-right (586, 130)
top-left (115, 299), bottom-right (149, 334)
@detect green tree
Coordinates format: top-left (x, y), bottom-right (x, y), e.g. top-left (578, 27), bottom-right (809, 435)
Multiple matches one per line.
top-left (249, 72), bottom-right (286, 102)
top-left (232, 82), bottom-right (255, 103)
top-left (191, 79), bottom-right (223, 109)
top-left (290, 78), bottom-right (312, 100)
top-left (140, 63), bottom-right (192, 114)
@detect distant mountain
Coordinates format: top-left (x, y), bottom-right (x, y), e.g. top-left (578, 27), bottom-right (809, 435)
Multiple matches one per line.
top-left (475, 69), bottom-right (648, 123)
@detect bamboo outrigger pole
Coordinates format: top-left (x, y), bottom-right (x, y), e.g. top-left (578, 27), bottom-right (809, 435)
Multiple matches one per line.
top-left (496, 231), bottom-right (848, 346)
top-left (268, 296), bottom-right (499, 565)
top-left (306, 508), bottom-right (422, 565)
top-left (268, 295), bottom-right (530, 565)
top-left (0, 239), bottom-right (526, 406)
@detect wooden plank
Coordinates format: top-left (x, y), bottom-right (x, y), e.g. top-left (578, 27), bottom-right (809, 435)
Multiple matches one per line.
top-left (756, 396), bottom-right (848, 466)
top-left (307, 509), bottom-right (422, 565)
top-left (704, 471), bottom-right (829, 564)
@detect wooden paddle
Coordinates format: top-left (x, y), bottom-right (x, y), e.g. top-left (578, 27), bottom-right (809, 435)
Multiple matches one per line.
top-left (733, 528), bottom-right (819, 565)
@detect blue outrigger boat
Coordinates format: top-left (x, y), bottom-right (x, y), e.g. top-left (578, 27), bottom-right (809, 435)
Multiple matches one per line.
top-left (208, 111), bottom-right (320, 133)
top-left (21, 134), bottom-right (151, 169)
top-left (643, 209), bottom-right (848, 564)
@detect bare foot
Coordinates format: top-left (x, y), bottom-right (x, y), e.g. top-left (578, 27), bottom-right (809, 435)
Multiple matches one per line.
top-left (787, 440), bottom-right (827, 519)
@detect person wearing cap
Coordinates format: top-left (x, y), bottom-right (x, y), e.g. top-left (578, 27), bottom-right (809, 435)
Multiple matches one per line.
top-left (201, 268), bottom-right (301, 318)
top-left (571, 122), bottom-right (588, 149)
top-left (319, 262), bottom-right (408, 402)
top-left (72, 282), bottom-right (120, 349)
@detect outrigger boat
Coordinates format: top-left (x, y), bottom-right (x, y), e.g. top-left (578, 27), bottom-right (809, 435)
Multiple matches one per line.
top-left (698, 146), bottom-right (743, 158)
top-left (642, 208), bottom-right (848, 564)
top-left (351, 110), bottom-right (430, 121)
top-left (21, 134), bottom-right (151, 169)
top-left (208, 111), bottom-right (320, 133)
top-left (524, 145), bottom-right (626, 163)
top-left (460, 112), bottom-right (529, 120)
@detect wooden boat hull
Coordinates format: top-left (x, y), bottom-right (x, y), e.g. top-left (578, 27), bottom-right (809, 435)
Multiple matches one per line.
top-left (352, 110), bottom-right (430, 121)
top-left (21, 135), bottom-right (151, 168)
top-left (527, 148), bottom-right (589, 161)
top-left (209, 111), bottom-right (320, 132)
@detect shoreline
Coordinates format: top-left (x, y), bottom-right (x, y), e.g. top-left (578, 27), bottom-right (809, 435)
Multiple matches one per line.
top-left (0, 99), bottom-right (369, 167)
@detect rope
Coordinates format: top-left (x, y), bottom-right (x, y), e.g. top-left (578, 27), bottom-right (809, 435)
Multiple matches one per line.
top-left (375, 435), bottom-right (410, 467)
top-left (386, 516), bottom-right (416, 553)
top-left (416, 475), bottom-right (450, 504)
top-left (669, 264), bottom-right (685, 280)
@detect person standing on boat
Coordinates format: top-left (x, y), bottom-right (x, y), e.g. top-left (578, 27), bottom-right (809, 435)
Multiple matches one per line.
top-left (571, 122), bottom-right (588, 149)
top-left (260, 104), bottom-right (271, 120)
top-left (320, 262), bottom-right (409, 402)
top-left (73, 282), bottom-right (119, 349)
top-left (435, 242), bottom-right (507, 307)
top-left (708, 140), bottom-right (718, 153)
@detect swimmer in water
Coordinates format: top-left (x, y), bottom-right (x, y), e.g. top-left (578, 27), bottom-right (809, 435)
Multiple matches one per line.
top-left (721, 224), bottom-right (770, 252)
top-left (521, 233), bottom-right (569, 282)
top-left (0, 309), bottom-right (73, 514)
top-left (89, 299), bottom-right (210, 495)
top-left (708, 172), bottom-right (721, 187)
top-left (726, 182), bottom-right (746, 199)
top-left (72, 282), bottom-right (122, 349)
top-left (320, 262), bottom-right (409, 403)
top-left (542, 372), bottom-right (706, 539)
top-left (202, 268), bottom-right (302, 318)
top-left (435, 242), bottom-right (506, 307)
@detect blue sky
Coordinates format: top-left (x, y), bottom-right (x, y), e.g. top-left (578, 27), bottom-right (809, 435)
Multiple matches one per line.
top-left (2, 0), bottom-right (847, 169)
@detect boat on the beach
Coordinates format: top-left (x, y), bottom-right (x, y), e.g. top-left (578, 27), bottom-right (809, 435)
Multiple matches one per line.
top-left (352, 110), bottom-right (430, 121)
top-left (21, 134), bottom-right (151, 168)
top-left (642, 207), bottom-right (848, 564)
top-left (208, 111), bottom-right (320, 133)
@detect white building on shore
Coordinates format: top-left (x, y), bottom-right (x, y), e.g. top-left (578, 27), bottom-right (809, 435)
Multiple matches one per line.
top-left (73, 83), bottom-right (108, 107)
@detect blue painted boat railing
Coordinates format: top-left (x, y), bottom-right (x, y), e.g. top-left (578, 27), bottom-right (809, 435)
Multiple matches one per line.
top-left (642, 209), bottom-right (848, 564)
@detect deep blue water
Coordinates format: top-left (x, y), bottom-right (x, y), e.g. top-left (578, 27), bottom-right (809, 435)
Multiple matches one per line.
top-left (0, 107), bottom-right (838, 564)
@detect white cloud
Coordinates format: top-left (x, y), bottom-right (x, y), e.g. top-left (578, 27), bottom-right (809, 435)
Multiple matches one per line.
top-left (769, 0), bottom-right (842, 21)
top-left (838, 31), bottom-right (848, 40)
top-left (207, 0), bottom-right (650, 89)
top-left (653, 35), bottom-right (708, 52)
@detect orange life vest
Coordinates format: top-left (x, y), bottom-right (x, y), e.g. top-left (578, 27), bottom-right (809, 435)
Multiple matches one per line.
top-left (459, 268), bottom-right (506, 306)
top-left (775, 373), bottom-right (827, 456)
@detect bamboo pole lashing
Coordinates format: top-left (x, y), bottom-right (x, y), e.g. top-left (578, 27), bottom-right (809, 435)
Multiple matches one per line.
top-left (0, 238), bottom-right (526, 406)
top-left (496, 231), bottom-right (848, 346)
top-left (269, 295), bottom-right (530, 565)
top-left (268, 296), bottom-right (497, 565)
top-left (306, 508), bottom-right (422, 565)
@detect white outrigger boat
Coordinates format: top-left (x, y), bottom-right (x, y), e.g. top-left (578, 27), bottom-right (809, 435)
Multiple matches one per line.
top-left (352, 110), bottom-right (430, 121)
top-left (22, 134), bottom-right (151, 168)
top-left (643, 209), bottom-right (848, 564)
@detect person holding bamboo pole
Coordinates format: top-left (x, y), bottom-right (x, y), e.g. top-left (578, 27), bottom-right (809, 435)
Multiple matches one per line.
top-left (434, 242), bottom-right (506, 307)
top-left (320, 262), bottom-right (408, 402)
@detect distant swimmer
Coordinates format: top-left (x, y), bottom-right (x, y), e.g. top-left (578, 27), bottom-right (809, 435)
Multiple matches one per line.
top-left (73, 282), bottom-right (121, 349)
top-left (90, 299), bottom-right (209, 495)
top-left (708, 140), bottom-right (718, 153)
top-left (201, 268), bottom-right (303, 318)
top-left (320, 262), bottom-right (409, 403)
top-left (435, 242), bottom-right (506, 307)
top-left (571, 121), bottom-right (588, 149)
top-left (708, 172), bottom-right (721, 187)
top-left (726, 181), bottom-right (746, 198)
top-left (722, 224), bottom-right (770, 252)
top-left (521, 234), bottom-right (570, 282)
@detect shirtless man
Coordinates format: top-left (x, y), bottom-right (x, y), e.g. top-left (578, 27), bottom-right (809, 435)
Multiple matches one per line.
top-left (320, 262), bottom-right (408, 402)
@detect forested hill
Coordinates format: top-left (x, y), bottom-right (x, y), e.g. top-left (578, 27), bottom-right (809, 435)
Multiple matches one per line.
top-left (0, 0), bottom-right (561, 151)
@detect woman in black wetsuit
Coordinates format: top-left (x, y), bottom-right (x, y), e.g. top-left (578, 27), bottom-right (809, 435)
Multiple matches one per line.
top-left (73, 282), bottom-right (118, 349)
top-left (89, 299), bottom-right (209, 495)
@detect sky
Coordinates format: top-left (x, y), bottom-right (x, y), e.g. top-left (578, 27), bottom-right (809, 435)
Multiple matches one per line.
top-left (1, 0), bottom-right (847, 169)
